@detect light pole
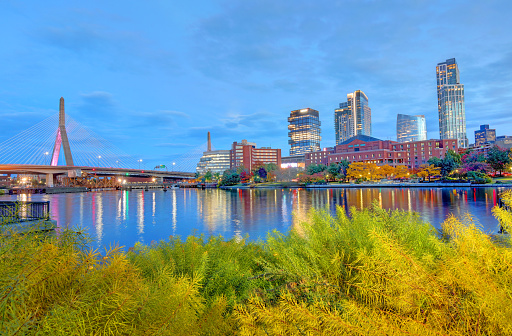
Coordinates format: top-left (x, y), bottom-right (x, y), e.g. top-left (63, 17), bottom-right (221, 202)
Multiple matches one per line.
top-left (98, 155), bottom-right (101, 167)
top-left (44, 152), bottom-right (49, 165)
top-left (116, 160), bottom-right (119, 168)
top-left (172, 162), bottom-right (176, 171)
top-left (138, 159), bottom-right (143, 169)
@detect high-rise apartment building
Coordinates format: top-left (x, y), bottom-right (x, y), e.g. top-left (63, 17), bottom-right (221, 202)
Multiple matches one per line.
top-left (287, 108), bottom-right (321, 156)
top-left (396, 114), bottom-right (427, 143)
top-left (474, 124), bottom-right (496, 146)
top-left (335, 90), bottom-right (371, 145)
top-left (436, 58), bottom-right (468, 148)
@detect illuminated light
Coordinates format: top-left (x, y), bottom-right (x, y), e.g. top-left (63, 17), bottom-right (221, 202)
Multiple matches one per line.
top-left (126, 173), bottom-right (129, 176)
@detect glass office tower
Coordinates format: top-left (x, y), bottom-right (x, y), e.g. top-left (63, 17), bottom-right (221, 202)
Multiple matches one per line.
top-left (436, 58), bottom-right (468, 148)
top-left (335, 90), bottom-right (371, 145)
top-left (396, 114), bottom-right (427, 143)
top-left (288, 108), bottom-right (321, 156)
top-left (474, 124), bottom-right (496, 146)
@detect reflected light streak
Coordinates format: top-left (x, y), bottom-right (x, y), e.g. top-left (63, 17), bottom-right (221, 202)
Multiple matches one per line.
top-left (172, 189), bottom-right (177, 235)
top-left (137, 191), bottom-right (144, 235)
top-left (95, 193), bottom-right (103, 245)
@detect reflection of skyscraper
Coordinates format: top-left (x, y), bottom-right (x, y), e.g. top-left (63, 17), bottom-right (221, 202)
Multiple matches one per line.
top-left (396, 114), bottom-right (427, 143)
top-left (288, 108), bottom-right (321, 156)
top-left (335, 90), bottom-right (371, 145)
top-left (436, 58), bottom-right (468, 148)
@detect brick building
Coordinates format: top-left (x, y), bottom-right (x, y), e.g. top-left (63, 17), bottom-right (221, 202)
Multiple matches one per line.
top-left (230, 140), bottom-right (281, 170)
top-left (305, 135), bottom-right (458, 169)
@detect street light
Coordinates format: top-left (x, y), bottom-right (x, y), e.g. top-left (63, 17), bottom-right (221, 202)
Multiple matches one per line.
top-left (172, 162), bottom-right (176, 171)
top-left (98, 155), bottom-right (101, 167)
top-left (44, 152), bottom-right (49, 165)
top-left (138, 159), bottom-right (143, 169)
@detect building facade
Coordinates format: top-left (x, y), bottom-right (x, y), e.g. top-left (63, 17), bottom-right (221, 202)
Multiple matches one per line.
top-left (196, 149), bottom-right (231, 174)
top-left (396, 114), bottom-right (427, 143)
top-left (436, 58), bottom-right (468, 148)
top-left (230, 140), bottom-right (281, 170)
top-left (305, 135), bottom-right (458, 169)
top-left (287, 108), bottom-right (321, 156)
top-left (335, 90), bottom-right (372, 145)
top-left (496, 135), bottom-right (512, 150)
top-left (474, 124), bottom-right (496, 146)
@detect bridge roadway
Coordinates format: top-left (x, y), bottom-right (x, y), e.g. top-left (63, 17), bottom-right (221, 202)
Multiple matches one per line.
top-left (0, 164), bottom-right (195, 187)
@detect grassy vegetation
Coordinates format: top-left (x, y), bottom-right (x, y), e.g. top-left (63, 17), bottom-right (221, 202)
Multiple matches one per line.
top-left (1, 191), bottom-right (512, 335)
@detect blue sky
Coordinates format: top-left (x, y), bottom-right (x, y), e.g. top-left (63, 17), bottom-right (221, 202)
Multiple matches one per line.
top-left (1, 0), bottom-right (511, 169)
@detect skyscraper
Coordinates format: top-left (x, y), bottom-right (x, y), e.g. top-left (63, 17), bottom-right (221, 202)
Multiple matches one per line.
top-left (396, 114), bottom-right (427, 143)
top-left (334, 90), bottom-right (371, 145)
top-left (436, 58), bottom-right (468, 148)
top-left (287, 108), bottom-right (321, 156)
top-left (474, 124), bottom-right (496, 146)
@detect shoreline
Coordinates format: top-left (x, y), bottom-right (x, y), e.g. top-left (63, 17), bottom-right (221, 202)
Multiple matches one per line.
top-left (221, 183), bottom-right (512, 190)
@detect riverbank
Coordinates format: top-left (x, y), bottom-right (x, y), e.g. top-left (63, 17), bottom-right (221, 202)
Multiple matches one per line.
top-left (2, 194), bottom-right (511, 335)
top-left (221, 182), bottom-right (512, 189)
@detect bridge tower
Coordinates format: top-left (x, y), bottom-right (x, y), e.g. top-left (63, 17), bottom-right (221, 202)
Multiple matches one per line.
top-left (50, 97), bottom-right (74, 166)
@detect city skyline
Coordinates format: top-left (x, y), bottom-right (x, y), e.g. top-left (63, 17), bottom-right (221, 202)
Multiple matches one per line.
top-left (335, 90), bottom-right (372, 145)
top-left (1, 1), bottom-right (512, 168)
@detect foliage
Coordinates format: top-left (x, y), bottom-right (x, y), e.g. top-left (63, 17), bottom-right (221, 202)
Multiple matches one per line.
top-left (416, 164), bottom-right (441, 181)
top-left (326, 163), bottom-right (345, 181)
top-left (306, 164), bottom-right (327, 175)
top-left (461, 151), bottom-right (486, 164)
top-left (487, 145), bottom-right (512, 176)
top-left (466, 171), bottom-right (492, 184)
top-left (204, 170), bottom-right (212, 182)
top-left (379, 164), bottom-right (395, 178)
top-left (220, 169), bottom-right (240, 186)
top-left (256, 167), bottom-right (267, 179)
top-left (393, 165), bottom-right (410, 179)
top-left (429, 150), bottom-right (462, 177)
top-left (346, 162), bottom-right (383, 181)
top-left (3, 202), bottom-right (512, 335)
top-left (240, 170), bottom-right (252, 184)
top-left (297, 173), bottom-right (326, 185)
top-left (213, 172), bottom-right (220, 182)
top-left (462, 161), bottom-right (491, 174)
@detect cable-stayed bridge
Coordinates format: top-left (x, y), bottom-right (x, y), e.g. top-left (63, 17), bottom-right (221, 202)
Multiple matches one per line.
top-left (0, 98), bottom-right (195, 186)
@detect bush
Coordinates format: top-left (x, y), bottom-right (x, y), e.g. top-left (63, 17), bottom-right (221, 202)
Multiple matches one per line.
top-left (2, 200), bottom-right (512, 334)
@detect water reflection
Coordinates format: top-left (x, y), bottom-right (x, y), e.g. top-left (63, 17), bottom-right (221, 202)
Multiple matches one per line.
top-left (0, 187), bottom-right (510, 250)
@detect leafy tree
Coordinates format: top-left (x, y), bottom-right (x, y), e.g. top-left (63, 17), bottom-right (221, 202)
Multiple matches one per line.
top-left (427, 156), bottom-right (442, 167)
top-left (204, 170), bottom-right (212, 182)
top-left (380, 165), bottom-right (395, 179)
top-left (430, 150), bottom-right (461, 177)
top-left (417, 164), bottom-right (441, 182)
top-left (240, 170), bottom-right (252, 183)
top-left (487, 145), bottom-right (512, 176)
top-left (306, 164), bottom-right (327, 175)
top-left (346, 162), bottom-right (382, 181)
top-left (394, 165), bottom-right (411, 179)
top-left (257, 167), bottom-right (267, 179)
top-left (213, 172), bottom-right (220, 181)
top-left (220, 169), bottom-right (240, 186)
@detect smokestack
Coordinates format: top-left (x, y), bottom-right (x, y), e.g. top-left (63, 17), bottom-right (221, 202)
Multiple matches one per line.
top-left (207, 131), bottom-right (211, 151)
top-left (59, 97), bottom-right (65, 126)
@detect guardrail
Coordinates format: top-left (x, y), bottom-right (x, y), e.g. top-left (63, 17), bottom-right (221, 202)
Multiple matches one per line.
top-left (0, 201), bottom-right (50, 223)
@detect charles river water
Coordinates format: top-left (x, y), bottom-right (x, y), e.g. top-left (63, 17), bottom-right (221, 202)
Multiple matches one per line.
top-left (1, 187), bottom-right (511, 250)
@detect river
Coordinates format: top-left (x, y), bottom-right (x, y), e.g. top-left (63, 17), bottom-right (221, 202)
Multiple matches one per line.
top-left (1, 187), bottom-right (510, 250)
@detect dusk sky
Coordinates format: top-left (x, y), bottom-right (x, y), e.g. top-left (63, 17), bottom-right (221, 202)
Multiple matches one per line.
top-left (1, 0), bottom-right (511, 169)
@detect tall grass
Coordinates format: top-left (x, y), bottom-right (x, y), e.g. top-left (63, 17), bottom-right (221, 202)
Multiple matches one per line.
top-left (1, 191), bottom-right (511, 335)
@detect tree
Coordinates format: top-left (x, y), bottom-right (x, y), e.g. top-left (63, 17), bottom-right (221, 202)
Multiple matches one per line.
top-left (429, 151), bottom-right (461, 177)
top-left (346, 162), bottom-right (382, 181)
top-left (257, 167), bottom-right (267, 180)
top-left (220, 169), bottom-right (240, 186)
top-left (306, 164), bottom-right (327, 175)
top-left (380, 165), bottom-right (395, 179)
top-left (417, 164), bottom-right (441, 182)
top-left (326, 163), bottom-right (341, 181)
top-left (213, 172), bottom-right (220, 181)
top-left (204, 170), bottom-right (212, 182)
top-left (487, 145), bottom-right (512, 176)
top-left (394, 165), bottom-right (410, 179)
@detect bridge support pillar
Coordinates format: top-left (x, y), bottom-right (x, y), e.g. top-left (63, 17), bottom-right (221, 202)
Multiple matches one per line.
top-left (46, 173), bottom-right (54, 187)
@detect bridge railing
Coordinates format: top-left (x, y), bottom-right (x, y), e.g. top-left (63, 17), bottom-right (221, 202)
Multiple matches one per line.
top-left (0, 201), bottom-right (50, 224)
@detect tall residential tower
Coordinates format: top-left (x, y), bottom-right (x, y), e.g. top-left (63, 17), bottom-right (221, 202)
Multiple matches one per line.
top-left (335, 90), bottom-right (371, 145)
top-left (436, 58), bottom-right (468, 148)
top-left (396, 114), bottom-right (427, 143)
top-left (287, 108), bottom-right (321, 156)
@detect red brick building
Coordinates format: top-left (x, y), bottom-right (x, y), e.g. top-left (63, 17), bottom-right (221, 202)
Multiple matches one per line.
top-left (305, 135), bottom-right (458, 169)
top-left (230, 140), bottom-right (281, 170)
